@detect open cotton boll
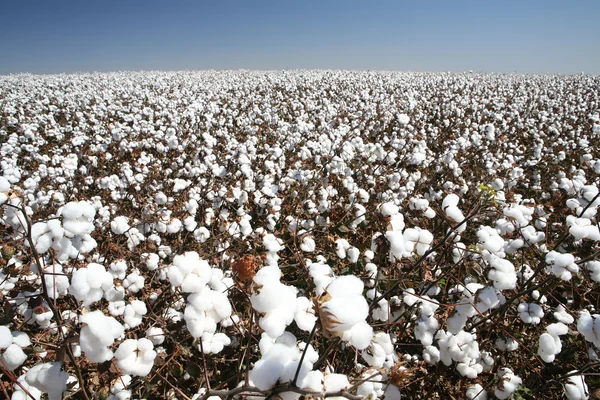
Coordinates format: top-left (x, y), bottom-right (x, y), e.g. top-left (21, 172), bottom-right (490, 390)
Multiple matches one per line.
top-left (567, 216), bottom-right (600, 241)
top-left (80, 310), bottom-right (125, 362)
top-left (495, 337), bottom-right (519, 352)
top-left (553, 305), bottom-right (575, 324)
top-left (466, 383), bottom-right (488, 400)
top-left (31, 220), bottom-right (65, 254)
top-left (23, 362), bottom-right (69, 400)
top-left (308, 259), bottom-right (335, 296)
top-left (123, 270), bottom-right (145, 293)
top-left (145, 327), bottom-right (165, 345)
top-left (483, 251), bottom-right (517, 290)
top-left (167, 252), bottom-right (213, 292)
top-left (545, 251), bottom-right (579, 281)
top-left (494, 368), bottom-right (522, 400)
top-left (2, 343), bottom-right (28, 370)
top-left (60, 201), bottom-right (96, 237)
top-left (518, 303), bottom-right (544, 325)
top-left (586, 261), bottom-right (600, 283)
top-left (379, 202), bottom-right (399, 217)
top-left (115, 338), bottom-right (157, 377)
top-left (300, 236), bottom-right (316, 252)
top-left (123, 300), bottom-right (147, 329)
top-left (111, 216), bottom-right (130, 235)
top-left (294, 296), bottom-right (317, 332)
top-left (385, 230), bottom-right (406, 260)
top-left (564, 373), bottom-right (589, 400)
top-left (69, 263), bottom-right (114, 306)
top-left (0, 176), bottom-right (10, 205)
top-left (577, 310), bottom-right (600, 347)
top-left (185, 286), bottom-right (232, 340)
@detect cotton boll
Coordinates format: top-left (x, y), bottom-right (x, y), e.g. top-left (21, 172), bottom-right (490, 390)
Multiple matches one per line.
top-left (494, 368), bottom-right (522, 400)
top-left (69, 263), bottom-right (114, 306)
top-left (2, 343), bottom-right (28, 369)
top-left (300, 236), bottom-right (316, 252)
top-left (586, 261), bottom-right (600, 283)
top-left (466, 383), bottom-right (488, 400)
top-left (123, 270), bottom-right (145, 293)
top-left (111, 216), bottom-right (130, 235)
top-left (294, 297), bottom-right (317, 332)
top-left (346, 321), bottom-right (373, 350)
top-left (24, 362), bottom-right (69, 400)
top-left (577, 310), bottom-right (600, 347)
top-left (564, 373), bottom-right (589, 400)
top-left (145, 327), bottom-right (165, 345)
top-left (115, 338), bottom-right (157, 377)
top-left (168, 252), bottom-right (213, 292)
top-left (324, 373), bottom-right (350, 394)
top-left (326, 275), bottom-right (364, 299)
top-left (80, 310), bottom-right (124, 363)
top-left (123, 300), bottom-right (147, 329)
top-left (545, 251), bottom-right (579, 281)
top-left (538, 333), bottom-right (559, 362)
top-left (61, 201), bottom-right (96, 237)
top-left (495, 337), bottom-right (518, 352)
top-left (553, 305), bottom-right (575, 324)
top-left (518, 303), bottom-right (544, 325)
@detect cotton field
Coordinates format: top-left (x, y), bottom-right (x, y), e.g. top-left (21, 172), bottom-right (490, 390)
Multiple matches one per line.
top-left (1, 70), bottom-right (599, 399)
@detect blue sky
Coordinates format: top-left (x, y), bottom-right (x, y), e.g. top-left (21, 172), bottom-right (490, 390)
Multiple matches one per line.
top-left (1, 0), bottom-right (598, 75)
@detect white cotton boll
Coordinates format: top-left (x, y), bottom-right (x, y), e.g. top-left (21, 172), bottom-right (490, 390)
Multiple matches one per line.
top-left (123, 300), bottom-right (147, 329)
top-left (494, 368), bottom-right (522, 400)
top-left (466, 383), bottom-right (488, 400)
top-left (538, 333), bottom-right (559, 362)
top-left (80, 310), bottom-right (125, 363)
top-left (111, 216), bottom-right (130, 235)
top-left (346, 247), bottom-right (360, 263)
top-left (335, 239), bottom-right (350, 259)
top-left (69, 263), bottom-right (114, 306)
top-left (380, 202), bottom-right (399, 217)
top-left (154, 192), bottom-right (167, 205)
top-left (109, 260), bottom-right (128, 280)
top-left (545, 251), bottom-right (579, 281)
top-left (142, 253), bottom-right (160, 271)
top-left (2, 343), bottom-right (27, 369)
top-left (554, 305), bottom-right (575, 324)
top-left (300, 236), bottom-right (316, 252)
top-left (203, 333), bottom-right (231, 354)
top-left (324, 373), bottom-right (350, 393)
top-left (326, 275), bottom-right (364, 298)
top-left (564, 373), bottom-right (589, 400)
top-left (193, 226), bottom-right (211, 242)
top-left (423, 345), bottom-right (441, 364)
top-left (347, 321), bottom-right (373, 350)
top-left (168, 252), bottom-right (213, 292)
top-left (263, 233), bottom-right (284, 253)
top-left (123, 271), bottom-right (145, 293)
top-left (115, 338), bottom-right (157, 377)
top-left (577, 311), bottom-right (600, 347)
top-left (61, 201), bottom-right (96, 237)
top-left (386, 231), bottom-right (406, 260)
top-left (294, 297), bottom-right (317, 332)
top-left (586, 261), bottom-right (600, 283)
top-left (183, 216), bottom-right (197, 232)
top-left (24, 362), bottom-right (69, 400)
top-left (518, 303), bottom-right (544, 325)
top-left (495, 338), bottom-right (518, 352)
top-left (252, 282), bottom-right (293, 314)
top-left (11, 331), bottom-right (31, 348)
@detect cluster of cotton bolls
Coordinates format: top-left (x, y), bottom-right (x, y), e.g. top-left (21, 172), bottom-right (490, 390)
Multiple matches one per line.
top-left (2, 70), bottom-right (600, 399)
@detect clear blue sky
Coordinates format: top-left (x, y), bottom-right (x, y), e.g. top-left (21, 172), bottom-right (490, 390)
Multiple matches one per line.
top-left (1, 0), bottom-right (598, 75)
